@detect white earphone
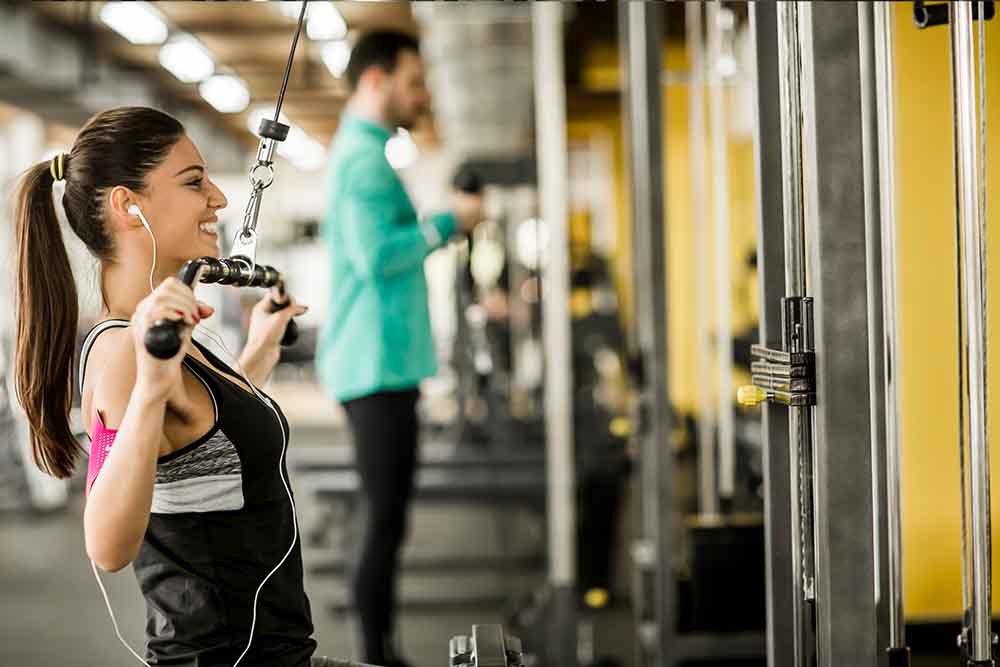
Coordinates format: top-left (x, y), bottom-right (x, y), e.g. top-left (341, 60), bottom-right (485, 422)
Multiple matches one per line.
top-left (127, 203), bottom-right (157, 291)
top-left (127, 203), bottom-right (151, 232)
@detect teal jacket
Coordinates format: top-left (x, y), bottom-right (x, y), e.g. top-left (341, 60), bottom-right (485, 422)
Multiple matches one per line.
top-left (316, 114), bottom-right (456, 402)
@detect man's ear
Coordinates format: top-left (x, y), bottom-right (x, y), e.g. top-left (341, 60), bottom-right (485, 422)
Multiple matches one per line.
top-left (359, 65), bottom-right (387, 92)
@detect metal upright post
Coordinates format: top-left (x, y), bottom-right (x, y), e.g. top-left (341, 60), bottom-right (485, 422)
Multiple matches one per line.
top-left (749, 4), bottom-right (796, 666)
top-left (619, 3), bottom-right (673, 665)
top-left (706, 1), bottom-right (735, 507)
top-left (799, 3), bottom-right (879, 665)
top-left (858, 3), bottom-right (896, 665)
top-left (686, 0), bottom-right (718, 519)
top-left (949, 3), bottom-right (993, 664)
top-left (532, 4), bottom-right (576, 665)
top-left (871, 2), bottom-right (910, 664)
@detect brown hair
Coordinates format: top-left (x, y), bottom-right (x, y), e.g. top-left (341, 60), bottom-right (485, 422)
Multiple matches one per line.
top-left (12, 107), bottom-right (184, 478)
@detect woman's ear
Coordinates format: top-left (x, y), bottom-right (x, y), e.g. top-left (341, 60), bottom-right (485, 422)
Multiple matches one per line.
top-left (106, 186), bottom-right (143, 230)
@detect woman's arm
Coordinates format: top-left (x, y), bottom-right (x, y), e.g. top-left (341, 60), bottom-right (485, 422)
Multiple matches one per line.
top-left (83, 277), bottom-right (205, 572)
top-left (239, 292), bottom-right (308, 387)
top-left (83, 332), bottom-right (171, 572)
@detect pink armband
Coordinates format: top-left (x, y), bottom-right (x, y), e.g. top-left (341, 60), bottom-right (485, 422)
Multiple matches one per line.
top-left (86, 413), bottom-right (118, 496)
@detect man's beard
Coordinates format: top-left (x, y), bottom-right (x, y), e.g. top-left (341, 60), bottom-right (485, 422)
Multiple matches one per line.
top-left (385, 95), bottom-right (417, 131)
top-left (388, 109), bottom-right (416, 131)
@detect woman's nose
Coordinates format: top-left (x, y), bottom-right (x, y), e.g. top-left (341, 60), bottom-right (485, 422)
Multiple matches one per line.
top-left (208, 179), bottom-right (228, 210)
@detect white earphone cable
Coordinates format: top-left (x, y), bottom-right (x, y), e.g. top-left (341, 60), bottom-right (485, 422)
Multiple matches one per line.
top-left (92, 215), bottom-right (298, 667)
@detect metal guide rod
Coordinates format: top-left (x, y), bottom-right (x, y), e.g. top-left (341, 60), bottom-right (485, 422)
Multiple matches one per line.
top-left (860, 1), bottom-right (895, 661)
top-left (776, 3), bottom-right (812, 665)
top-left (949, 2), bottom-right (993, 662)
top-left (707, 1), bottom-right (736, 506)
top-left (873, 0), bottom-right (908, 654)
top-left (686, 1), bottom-right (718, 518)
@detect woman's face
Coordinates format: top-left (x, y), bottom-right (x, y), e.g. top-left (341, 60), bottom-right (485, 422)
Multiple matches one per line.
top-left (138, 135), bottom-right (228, 263)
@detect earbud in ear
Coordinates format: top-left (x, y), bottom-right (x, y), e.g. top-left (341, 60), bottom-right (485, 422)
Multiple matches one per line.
top-left (128, 204), bottom-right (151, 232)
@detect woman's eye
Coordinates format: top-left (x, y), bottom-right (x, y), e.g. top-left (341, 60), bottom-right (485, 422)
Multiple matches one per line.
top-left (187, 180), bottom-right (203, 189)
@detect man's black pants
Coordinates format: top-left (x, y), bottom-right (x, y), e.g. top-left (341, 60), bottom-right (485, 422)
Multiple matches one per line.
top-left (342, 388), bottom-right (419, 665)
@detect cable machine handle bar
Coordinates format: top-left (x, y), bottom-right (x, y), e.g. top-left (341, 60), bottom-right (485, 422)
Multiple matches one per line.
top-left (144, 257), bottom-right (299, 360)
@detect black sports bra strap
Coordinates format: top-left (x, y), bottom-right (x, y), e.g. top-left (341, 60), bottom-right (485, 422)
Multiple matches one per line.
top-left (78, 319), bottom-right (130, 397)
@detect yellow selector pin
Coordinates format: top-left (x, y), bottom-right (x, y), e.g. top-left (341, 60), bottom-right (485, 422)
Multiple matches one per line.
top-left (737, 385), bottom-right (768, 408)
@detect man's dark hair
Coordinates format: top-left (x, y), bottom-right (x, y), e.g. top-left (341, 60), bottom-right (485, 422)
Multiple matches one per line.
top-left (346, 31), bottom-right (421, 91)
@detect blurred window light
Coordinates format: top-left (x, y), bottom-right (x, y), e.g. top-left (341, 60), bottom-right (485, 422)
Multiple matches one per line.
top-left (385, 129), bottom-right (418, 170)
top-left (470, 238), bottom-right (506, 289)
top-left (516, 218), bottom-right (549, 270)
top-left (718, 54), bottom-right (738, 78)
top-left (717, 7), bottom-right (736, 31)
top-left (159, 35), bottom-right (215, 83)
top-left (307, 2), bottom-right (348, 41)
top-left (321, 40), bottom-right (352, 78)
top-left (278, 126), bottom-right (327, 171)
top-left (199, 75), bottom-right (251, 113)
top-left (100, 2), bottom-right (168, 45)
top-left (246, 106), bottom-right (290, 136)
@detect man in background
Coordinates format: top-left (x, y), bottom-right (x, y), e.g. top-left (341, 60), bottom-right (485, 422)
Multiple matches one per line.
top-left (316, 31), bottom-right (482, 667)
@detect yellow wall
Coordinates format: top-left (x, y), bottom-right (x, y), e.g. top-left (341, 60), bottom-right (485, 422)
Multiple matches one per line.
top-left (571, 43), bottom-right (758, 416)
top-left (896, 5), bottom-right (1000, 619)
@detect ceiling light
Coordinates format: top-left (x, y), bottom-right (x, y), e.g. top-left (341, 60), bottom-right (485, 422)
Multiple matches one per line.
top-left (278, 2), bottom-right (306, 20)
top-left (385, 129), bottom-right (418, 170)
top-left (99, 2), bottom-right (168, 45)
top-left (246, 106), bottom-right (290, 136)
top-left (199, 75), bottom-right (251, 114)
top-left (278, 126), bottom-right (327, 171)
top-left (320, 40), bottom-right (351, 78)
top-left (307, 2), bottom-right (348, 41)
top-left (159, 35), bottom-right (215, 83)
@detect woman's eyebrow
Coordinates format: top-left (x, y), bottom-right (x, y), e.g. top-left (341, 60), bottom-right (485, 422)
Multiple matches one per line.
top-left (174, 165), bottom-right (205, 177)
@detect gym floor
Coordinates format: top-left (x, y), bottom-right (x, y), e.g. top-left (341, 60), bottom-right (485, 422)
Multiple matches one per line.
top-left (0, 423), bottom-right (961, 667)
top-left (0, 423), bottom-right (635, 667)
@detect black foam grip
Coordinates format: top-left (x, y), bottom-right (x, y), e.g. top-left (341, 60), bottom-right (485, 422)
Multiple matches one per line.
top-left (145, 319), bottom-right (185, 360)
top-left (270, 298), bottom-right (300, 347)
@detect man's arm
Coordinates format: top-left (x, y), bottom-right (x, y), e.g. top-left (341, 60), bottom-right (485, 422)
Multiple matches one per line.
top-left (339, 152), bottom-right (456, 279)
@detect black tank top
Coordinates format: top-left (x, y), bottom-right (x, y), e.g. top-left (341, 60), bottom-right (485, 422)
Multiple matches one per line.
top-left (79, 321), bottom-right (316, 667)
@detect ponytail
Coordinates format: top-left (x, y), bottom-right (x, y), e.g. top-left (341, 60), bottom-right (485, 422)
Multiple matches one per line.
top-left (10, 107), bottom-right (185, 479)
top-left (13, 162), bottom-right (82, 479)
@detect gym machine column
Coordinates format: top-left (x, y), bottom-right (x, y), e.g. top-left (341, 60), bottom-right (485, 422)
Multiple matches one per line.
top-left (740, 3), bottom-right (818, 663)
top-left (748, 4), bottom-right (796, 666)
top-left (532, 4), bottom-right (577, 665)
top-left (686, 0), bottom-right (718, 519)
top-left (618, 2), bottom-right (673, 665)
top-left (707, 1), bottom-right (736, 509)
top-left (742, 3), bottom-right (879, 665)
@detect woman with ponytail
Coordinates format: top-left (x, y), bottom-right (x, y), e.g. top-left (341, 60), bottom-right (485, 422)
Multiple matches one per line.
top-left (10, 107), bottom-right (350, 667)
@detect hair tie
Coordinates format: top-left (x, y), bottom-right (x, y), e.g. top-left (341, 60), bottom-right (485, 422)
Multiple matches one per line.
top-left (49, 153), bottom-right (66, 182)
